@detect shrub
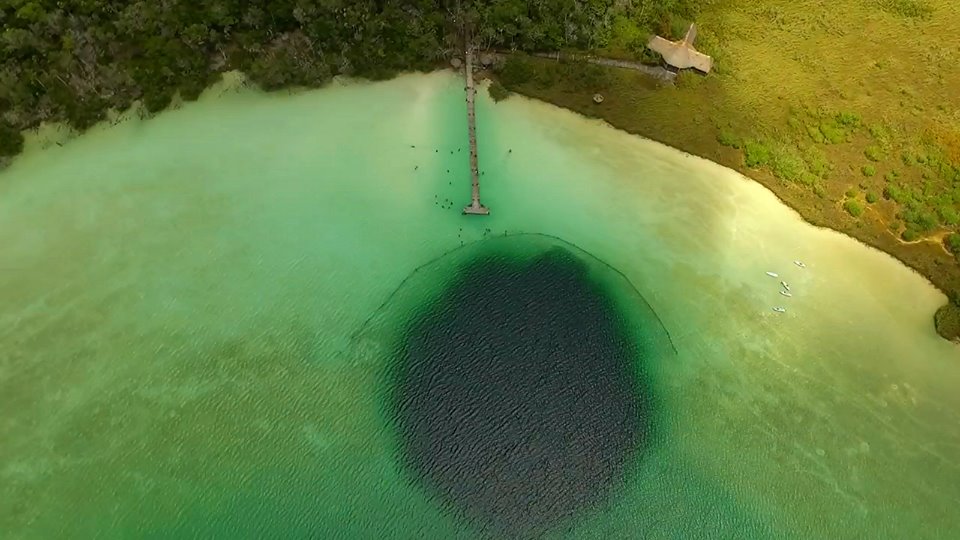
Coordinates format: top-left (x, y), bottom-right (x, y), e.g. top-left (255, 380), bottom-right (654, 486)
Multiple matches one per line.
top-left (861, 164), bottom-right (876, 177)
top-left (488, 81), bottom-right (509, 102)
top-left (635, 46), bottom-right (663, 65)
top-left (902, 151), bottom-right (915, 166)
top-left (884, 169), bottom-right (900, 182)
top-left (844, 199), bottom-right (864, 217)
top-left (65, 94), bottom-right (110, 129)
top-left (806, 125), bottom-right (826, 144)
top-left (813, 184), bottom-right (827, 198)
top-left (0, 121), bottom-right (24, 158)
top-left (901, 228), bottom-right (920, 241)
top-left (946, 233), bottom-right (960, 253)
top-left (717, 130), bottom-right (741, 148)
top-left (532, 63), bottom-right (559, 86)
top-left (864, 145), bottom-right (885, 161)
top-left (884, 184), bottom-right (908, 203)
top-left (15, 2), bottom-right (47, 23)
top-left (868, 123), bottom-right (891, 144)
top-left (908, 211), bottom-right (939, 231)
top-left (845, 188), bottom-right (857, 197)
top-left (743, 140), bottom-right (772, 168)
top-left (675, 70), bottom-right (705, 89)
top-left (876, 0), bottom-right (935, 19)
top-left (798, 171), bottom-right (818, 186)
top-left (835, 111), bottom-right (861, 128)
top-left (936, 163), bottom-right (957, 183)
top-left (866, 191), bottom-right (879, 203)
top-left (669, 17), bottom-right (693, 40)
top-left (948, 168), bottom-right (960, 184)
top-left (142, 88), bottom-right (173, 114)
top-left (610, 15), bottom-right (645, 53)
top-left (499, 56), bottom-right (534, 86)
top-left (179, 78), bottom-right (206, 102)
top-left (940, 206), bottom-right (960, 226)
top-left (926, 157), bottom-right (944, 175)
top-left (771, 147), bottom-right (805, 182)
top-left (819, 121), bottom-right (846, 144)
top-left (802, 145), bottom-right (831, 178)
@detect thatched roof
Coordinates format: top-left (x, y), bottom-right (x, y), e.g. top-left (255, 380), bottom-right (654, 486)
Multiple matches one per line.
top-left (647, 23), bottom-right (713, 74)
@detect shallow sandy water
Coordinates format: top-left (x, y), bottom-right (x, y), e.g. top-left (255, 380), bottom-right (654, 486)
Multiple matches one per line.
top-left (0, 71), bottom-right (957, 538)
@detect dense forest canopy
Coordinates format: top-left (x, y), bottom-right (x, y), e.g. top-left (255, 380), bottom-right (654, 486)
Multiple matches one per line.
top-left (0, 0), bottom-right (699, 157)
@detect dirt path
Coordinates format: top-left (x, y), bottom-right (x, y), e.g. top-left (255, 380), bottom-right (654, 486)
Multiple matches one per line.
top-left (490, 50), bottom-right (676, 83)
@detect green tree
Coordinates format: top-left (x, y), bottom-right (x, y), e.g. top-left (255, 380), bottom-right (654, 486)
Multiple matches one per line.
top-left (0, 122), bottom-right (25, 158)
top-left (15, 2), bottom-right (46, 24)
top-left (0, 0), bottom-right (646, 162)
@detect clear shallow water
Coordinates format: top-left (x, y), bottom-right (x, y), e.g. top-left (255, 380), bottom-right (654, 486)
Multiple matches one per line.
top-left (1, 72), bottom-right (959, 538)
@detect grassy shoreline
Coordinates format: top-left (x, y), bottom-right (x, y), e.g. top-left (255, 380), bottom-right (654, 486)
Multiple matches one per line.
top-left (484, 0), bottom-right (960, 342)
top-left (491, 65), bottom-right (960, 341)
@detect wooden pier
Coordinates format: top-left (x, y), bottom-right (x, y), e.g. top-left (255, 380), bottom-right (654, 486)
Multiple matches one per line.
top-left (462, 41), bottom-right (489, 215)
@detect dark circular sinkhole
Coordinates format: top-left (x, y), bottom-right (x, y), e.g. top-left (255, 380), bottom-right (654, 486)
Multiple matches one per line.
top-left (375, 235), bottom-right (670, 538)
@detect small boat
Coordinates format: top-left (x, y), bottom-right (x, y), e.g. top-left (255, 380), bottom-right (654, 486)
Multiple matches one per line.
top-left (766, 271), bottom-right (779, 278)
top-left (780, 281), bottom-right (790, 291)
top-left (794, 260), bottom-right (806, 268)
top-left (772, 307), bottom-right (786, 313)
top-left (779, 290), bottom-right (793, 297)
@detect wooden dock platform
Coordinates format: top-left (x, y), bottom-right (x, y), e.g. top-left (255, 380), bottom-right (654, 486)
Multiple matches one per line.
top-left (462, 44), bottom-right (489, 216)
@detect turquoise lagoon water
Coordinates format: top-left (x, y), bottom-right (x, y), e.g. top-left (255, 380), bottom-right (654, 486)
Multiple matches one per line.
top-left (1, 72), bottom-right (959, 538)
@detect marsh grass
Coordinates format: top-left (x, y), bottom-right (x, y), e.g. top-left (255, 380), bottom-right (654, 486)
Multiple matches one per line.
top-left (693, 0), bottom-right (959, 237)
top-left (875, 0), bottom-right (935, 19)
top-left (496, 0), bottom-right (960, 331)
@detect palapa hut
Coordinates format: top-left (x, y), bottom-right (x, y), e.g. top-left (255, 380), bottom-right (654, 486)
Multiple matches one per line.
top-left (647, 23), bottom-right (713, 74)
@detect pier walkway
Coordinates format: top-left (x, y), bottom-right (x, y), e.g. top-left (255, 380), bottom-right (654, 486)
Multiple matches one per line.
top-left (462, 43), bottom-right (489, 215)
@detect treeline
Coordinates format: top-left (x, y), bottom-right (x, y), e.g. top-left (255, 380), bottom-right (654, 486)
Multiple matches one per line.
top-left (0, 0), bottom-right (701, 158)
